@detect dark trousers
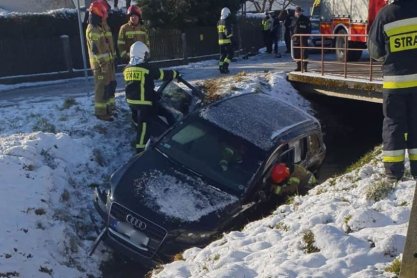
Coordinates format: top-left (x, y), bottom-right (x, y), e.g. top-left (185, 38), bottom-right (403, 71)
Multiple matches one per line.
top-left (382, 91), bottom-right (417, 179)
top-left (293, 42), bottom-right (309, 70)
top-left (285, 29), bottom-right (291, 52)
top-left (219, 44), bottom-right (233, 70)
top-left (131, 103), bottom-right (176, 153)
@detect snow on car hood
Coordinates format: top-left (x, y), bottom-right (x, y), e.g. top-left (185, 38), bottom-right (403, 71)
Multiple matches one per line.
top-left (133, 170), bottom-right (238, 223)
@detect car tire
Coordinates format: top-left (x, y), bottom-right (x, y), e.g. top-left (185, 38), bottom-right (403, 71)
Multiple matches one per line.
top-left (335, 29), bottom-right (362, 62)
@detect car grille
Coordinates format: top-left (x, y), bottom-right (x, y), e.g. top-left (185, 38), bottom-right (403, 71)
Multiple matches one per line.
top-left (109, 202), bottom-right (167, 258)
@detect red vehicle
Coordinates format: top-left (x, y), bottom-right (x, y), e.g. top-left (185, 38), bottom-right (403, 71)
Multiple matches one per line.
top-left (315, 0), bottom-right (388, 61)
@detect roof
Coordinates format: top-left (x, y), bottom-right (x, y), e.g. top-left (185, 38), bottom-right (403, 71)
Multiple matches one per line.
top-left (199, 93), bottom-right (318, 151)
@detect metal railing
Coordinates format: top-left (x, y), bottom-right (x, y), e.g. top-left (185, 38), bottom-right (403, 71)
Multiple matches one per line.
top-left (291, 33), bottom-right (383, 82)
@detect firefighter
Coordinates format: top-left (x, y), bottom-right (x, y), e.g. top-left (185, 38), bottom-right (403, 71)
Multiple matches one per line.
top-left (262, 12), bottom-right (273, 53)
top-left (368, 0), bottom-right (417, 181)
top-left (86, 0), bottom-right (115, 121)
top-left (117, 5), bottom-right (149, 64)
top-left (101, 1), bottom-right (118, 116)
top-left (270, 162), bottom-right (317, 196)
top-left (217, 7), bottom-right (234, 74)
top-left (124, 41), bottom-right (180, 153)
top-left (290, 6), bottom-right (311, 71)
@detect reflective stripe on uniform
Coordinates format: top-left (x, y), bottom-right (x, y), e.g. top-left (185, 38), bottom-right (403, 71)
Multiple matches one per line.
top-left (159, 69), bottom-right (164, 80)
top-left (124, 67), bottom-right (153, 105)
top-left (383, 73), bottom-right (417, 89)
top-left (137, 122), bottom-right (148, 149)
top-left (126, 31), bottom-right (147, 36)
top-left (409, 148), bottom-right (417, 161)
top-left (384, 18), bottom-right (417, 53)
top-left (219, 39), bottom-right (231, 45)
top-left (383, 149), bottom-right (405, 162)
top-left (384, 18), bottom-right (417, 37)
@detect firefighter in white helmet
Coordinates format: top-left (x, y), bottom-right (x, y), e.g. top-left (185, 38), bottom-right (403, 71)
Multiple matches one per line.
top-left (217, 7), bottom-right (234, 74)
top-left (123, 41), bottom-right (180, 153)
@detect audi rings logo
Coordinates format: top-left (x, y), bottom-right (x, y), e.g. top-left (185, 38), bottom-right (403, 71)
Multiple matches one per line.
top-left (126, 214), bottom-right (147, 230)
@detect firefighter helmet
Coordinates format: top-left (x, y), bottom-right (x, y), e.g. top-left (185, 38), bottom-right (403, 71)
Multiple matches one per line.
top-left (221, 7), bottom-right (231, 19)
top-left (271, 163), bottom-right (290, 184)
top-left (127, 5), bottom-right (142, 17)
top-left (89, 1), bottom-right (108, 18)
top-left (129, 41), bottom-right (149, 65)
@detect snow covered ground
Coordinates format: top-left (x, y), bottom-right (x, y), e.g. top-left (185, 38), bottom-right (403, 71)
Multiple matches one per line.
top-left (0, 56), bottom-right (412, 278)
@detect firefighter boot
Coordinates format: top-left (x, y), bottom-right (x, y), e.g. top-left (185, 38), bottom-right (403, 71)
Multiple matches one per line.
top-left (222, 63), bottom-right (230, 74)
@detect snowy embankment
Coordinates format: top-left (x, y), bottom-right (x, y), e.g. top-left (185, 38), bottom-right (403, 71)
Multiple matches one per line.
top-left (0, 70), bottom-right (304, 277)
top-left (151, 152), bottom-right (414, 278)
top-left (0, 67), bottom-right (410, 277)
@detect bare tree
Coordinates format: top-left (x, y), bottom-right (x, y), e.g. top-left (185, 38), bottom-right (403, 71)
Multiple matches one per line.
top-left (246, 0), bottom-right (295, 13)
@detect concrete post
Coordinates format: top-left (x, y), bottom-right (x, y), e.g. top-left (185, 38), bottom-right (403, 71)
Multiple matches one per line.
top-left (60, 35), bottom-right (73, 72)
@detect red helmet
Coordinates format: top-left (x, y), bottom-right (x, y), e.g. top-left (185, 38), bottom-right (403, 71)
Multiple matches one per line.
top-left (89, 0), bottom-right (108, 17)
top-left (271, 163), bottom-right (290, 184)
top-left (127, 5), bottom-right (142, 17)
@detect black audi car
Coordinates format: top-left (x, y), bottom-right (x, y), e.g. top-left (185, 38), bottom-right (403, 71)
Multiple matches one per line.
top-left (92, 92), bottom-right (326, 267)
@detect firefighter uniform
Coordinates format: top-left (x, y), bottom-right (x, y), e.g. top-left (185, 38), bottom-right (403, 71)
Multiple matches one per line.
top-left (368, 0), bottom-right (417, 180)
top-left (290, 11), bottom-right (311, 71)
top-left (124, 64), bottom-right (178, 153)
top-left (86, 20), bottom-right (114, 120)
top-left (103, 21), bottom-right (117, 114)
top-left (118, 22), bottom-right (149, 62)
top-left (272, 164), bottom-right (317, 196)
top-left (217, 18), bottom-right (234, 74)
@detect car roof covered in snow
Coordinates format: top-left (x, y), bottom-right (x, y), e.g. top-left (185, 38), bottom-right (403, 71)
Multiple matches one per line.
top-left (199, 93), bottom-right (319, 151)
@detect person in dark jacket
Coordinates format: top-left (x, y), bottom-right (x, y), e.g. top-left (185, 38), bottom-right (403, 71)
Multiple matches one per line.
top-left (217, 7), bottom-right (234, 74)
top-left (290, 6), bottom-right (311, 71)
top-left (283, 9), bottom-right (294, 53)
top-left (271, 11), bottom-right (282, 58)
top-left (124, 41), bottom-right (179, 153)
top-left (262, 13), bottom-right (273, 53)
top-left (368, 0), bottom-right (417, 181)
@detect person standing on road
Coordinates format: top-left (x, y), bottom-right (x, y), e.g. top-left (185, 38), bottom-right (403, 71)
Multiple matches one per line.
top-left (86, 0), bottom-right (115, 121)
top-left (368, 0), bottom-right (417, 181)
top-left (101, 0), bottom-right (118, 116)
top-left (118, 5), bottom-right (149, 64)
top-left (262, 12), bottom-right (273, 53)
top-left (217, 7), bottom-right (234, 74)
top-left (290, 6), bottom-right (311, 71)
top-left (283, 9), bottom-right (294, 54)
top-left (271, 11), bottom-right (282, 58)
top-left (124, 41), bottom-right (180, 153)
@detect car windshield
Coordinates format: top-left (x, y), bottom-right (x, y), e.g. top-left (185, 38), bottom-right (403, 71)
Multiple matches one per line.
top-left (156, 115), bottom-right (267, 196)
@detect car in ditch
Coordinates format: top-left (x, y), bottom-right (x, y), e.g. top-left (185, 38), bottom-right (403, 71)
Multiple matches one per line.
top-left (92, 91), bottom-right (326, 267)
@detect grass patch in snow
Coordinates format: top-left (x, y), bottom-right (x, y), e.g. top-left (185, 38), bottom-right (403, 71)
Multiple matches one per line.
top-left (302, 230), bottom-right (320, 254)
top-left (33, 117), bottom-right (57, 133)
top-left (61, 97), bottom-right (78, 110)
top-left (365, 179), bottom-right (396, 202)
top-left (173, 253), bottom-right (184, 261)
top-left (384, 257), bottom-right (401, 276)
top-left (275, 222), bottom-right (289, 232)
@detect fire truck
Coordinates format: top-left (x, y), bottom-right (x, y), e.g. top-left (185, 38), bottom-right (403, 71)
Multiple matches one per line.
top-left (315, 0), bottom-right (388, 61)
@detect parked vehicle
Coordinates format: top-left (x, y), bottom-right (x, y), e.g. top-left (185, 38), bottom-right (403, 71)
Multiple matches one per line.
top-left (308, 16), bottom-right (332, 52)
top-left (91, 82), bottom-right (326, 267)
top-left (316, 0), bottom-right (387, 61)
